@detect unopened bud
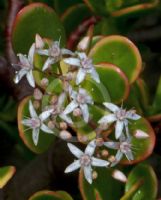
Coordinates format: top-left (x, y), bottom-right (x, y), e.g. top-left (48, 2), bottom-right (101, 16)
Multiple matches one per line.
top-left (78, 135), bottom-right (88, 143)
top-left (134, 130), bottom-right (149, 139)
top-left (77, 36), bottom-right (89, 51)
top-left (112, 170), bottom-right (127, 183)
top-left (60, 122), bottom-right (67, 130)
top-left (108, 155), bottom-right (116, 163)
top-left (33, 100), bottom-right (40, 109)
top-left (50, 95), bottom-right (58, 105)
top-left (35, 34), bottom-right (44, 49)
top-left (73, 108), bottom-right (82, 117)
top-left (60, 130), bottom-right (72, 140)
top-left (33, 88), bottom-right (43, 100)
top-left (101, 149), bottom-right (109, 157)
top-left (48, 121), bottom-right (55, 129)
top-left (41, 78), bottom-right (49, 87)
top-left (92, 171), bottom-right (98, 180)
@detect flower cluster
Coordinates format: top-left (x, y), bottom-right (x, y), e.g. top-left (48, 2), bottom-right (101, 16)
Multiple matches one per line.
top-left (13, 34), bottom-right (149, 184)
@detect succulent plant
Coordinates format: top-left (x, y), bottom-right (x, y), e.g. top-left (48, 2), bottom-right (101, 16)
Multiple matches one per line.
top-left (0, 0), bottom-right (161, 199)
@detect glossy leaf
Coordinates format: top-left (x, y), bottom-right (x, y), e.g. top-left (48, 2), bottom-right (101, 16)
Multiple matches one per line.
top-left (95, 63), bottom-right (130, 103)
top-left (29, 190), bottom-right (73, 200)
top-left (89, 35), bottom-right (142, 83)
top-left (0, 166), bottom-right (16, 188)
top-left (123, 164), bottom-right (157, 200)
top-left (12, 3), bottom-right (66, 54)
top-left (18, 96), bottom-right (55, 154)
top-left (61, 4), bottom-right (92, 37)
top-left (79, 168), bottom-right (123, 200)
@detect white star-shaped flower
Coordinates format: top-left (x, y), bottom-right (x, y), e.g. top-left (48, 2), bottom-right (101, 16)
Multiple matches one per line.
top-left (48, 92), bottom-right (73, 124)
top-left (104, 134), bottom-right (134, 166)
top-left (22, 100), bottom-right (54, 145)
top-left (62, 88), bottom-right (93, 123)
top-left (13, 43), bottom-right (35, 87)
top-left (64, 52), bottom-right (100, 85)
top-left (65, 140), bottom-right (109, 184)
top-left (98, 103), bottom-right (141, 139)
top-left (35, 34), bottom-right (74, 71)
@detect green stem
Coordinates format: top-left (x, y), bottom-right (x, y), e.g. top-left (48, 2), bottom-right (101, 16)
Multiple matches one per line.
top-left (34, 67), bottom-right (60, 78)
top-left (120, 179), bottom-right (144, 200)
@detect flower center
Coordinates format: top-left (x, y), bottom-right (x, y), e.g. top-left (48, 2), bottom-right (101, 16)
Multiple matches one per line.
top-left (31, 118), bottom-right (41, 128)
top-left (80, 154), bottom-right (91, 166)
top-left (81, 58), bottom-right (92, 69)
top-left (49, 44), bottom-right (61, 58)
top-left (120, 141), bottom-right (131, 153)
top-left (77, 93), bottom-right (86, 104)
top-left (116, 109), bottom-right (126, 121)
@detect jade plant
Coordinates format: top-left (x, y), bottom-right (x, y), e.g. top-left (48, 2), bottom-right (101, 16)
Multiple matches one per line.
top-left (1, 0), bottom-right (161, 199)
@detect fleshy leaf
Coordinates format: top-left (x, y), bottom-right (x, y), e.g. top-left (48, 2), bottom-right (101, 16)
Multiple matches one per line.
top-left (95, 63), bottom-right (130, 103)
top-left (12, 3), bottom-right (66, 54)
top-left (79, 168), bottom-right (123, 200)
top-left (29, 190), bottom-right (73, 200)
top-left (0, 166), bottom-right (16, 188)
top-left (89, 35), bottom-right (142, 83)
top-left (18, 96), bottom-right (55, 154)
top-left (123, 164), bottom-right (157, 200)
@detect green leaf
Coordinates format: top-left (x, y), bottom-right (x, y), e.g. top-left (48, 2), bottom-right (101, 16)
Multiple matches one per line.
top-left (123, 164), bottom-right (157, 200)
top-left (61, 4), bottom-right (92, 37)
top-left (152, 76), bottom-right (161, 112)
top-left (12, 3), bottom-right (66, 54)
top-left (79, 168), bottom-right (123, 200)
top-left (95, 63), bottom-right (130, 103)
top-left (18, 97), bottom-right (55, 154)
top-left (89, 35), bottom-right (142, 83)
top-left (29, 190), bottom-right (73, 200)
top-left (0, 166), bottom-right (16, 188)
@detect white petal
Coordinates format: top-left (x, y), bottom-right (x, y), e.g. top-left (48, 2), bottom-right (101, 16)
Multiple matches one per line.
top-left (104, 141), bottom-right (119, 149)
top-left (112, 170), bottom-right (127, 183)
top-left (61, 48), bottom-right (74, 56)
top-left (98, 114), bottom-right (116, 124)
top-left (40, 123), bottom-right (53, 134)
top-left (64, 160), bottom-right (81, 173)
top-left (35, 34), bottom-right (44, 49)
top-left (76, 68), bottom-right (86, 85)
top-left (59, 113), bottom-right (73, 124)
top-left (134, 130), bottom-right (149, 139)
top-left (32, 128), bottom-right (40, 146)
top-left (64, 101), bottom-right (78, 114)
top-left (103, 102), bottom-right (119, 113)
top-left (85, 140), bottom-right (96, 156)
top-left (26, 70), bottom-right (35, 87)
top-left (80, 104), bottom-right (89, 123)
top-left (90, 68), bottom-right (100, 83)
top-left (111, 150), bottom-right (123, 167)
top-left (37, 49), bottom-right (49, 56)
top-left (39, 109), bottom-right (53, 121)
top-left (91, 157), bottom-right (109, 167)
top-left (28, 43), bottom-right (35, 65)
top-left (77, 52), bottom-right (87, 60)
top-left (29, 100), bottom-right (38, 118)
top-left (17, 54), bottom-right (29, 66)
top-left (84, 165), bottom-right (92, 184)
top-left (67, 143), bottom-right (83, 158)
top-left (126, 111), bottom-right (141, 120)
top-left (115, 120), bottom-right (124, 139)
top-left (63, 58), bottom-right (80, 67)
top-left (21, 119), bottom-right (32, 127)
top-left (125, 150), bottom-right (134, 161)
top-left (77, 37), bottom-right (89, 51)
top-left (14, 69), bottom-right (27, 83)
top-left (58, 92), bottom-right (66, 108)
top-left (42, 57), bottom-right (55, 71)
